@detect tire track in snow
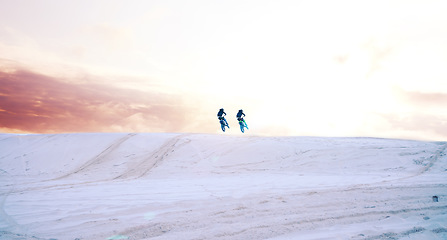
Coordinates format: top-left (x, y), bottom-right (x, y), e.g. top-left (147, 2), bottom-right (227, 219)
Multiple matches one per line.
top-left (1, 134), bottom-right (191, 193)
top-left (0, 178), bottom-right (21, 235)
top-left (114, 134), bottom-right (191, 180)
top-left (420, 141), bottom-right (447, 174)
top-left (109, 175), bottom-right (447, 240)
top-left (52, 133), bottom-right (137, 180)
top-left (342, 141), bottom-right (447, 190)
top-left (388, 141), bottom-right (447, 183)
top-left (114, 193), bottom-right (447, 240)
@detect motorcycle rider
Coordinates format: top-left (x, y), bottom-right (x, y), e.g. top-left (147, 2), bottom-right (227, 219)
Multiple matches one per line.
top-left (236, 109), bottom-right (248, 128)
top-left (217, 108), bottom-right (229, 127)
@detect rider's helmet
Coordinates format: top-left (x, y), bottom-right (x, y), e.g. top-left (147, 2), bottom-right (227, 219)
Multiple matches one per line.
top-left (220, 108), bottom-right (224, 111)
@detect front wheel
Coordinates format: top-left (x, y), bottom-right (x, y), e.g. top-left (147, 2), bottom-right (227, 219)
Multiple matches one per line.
top-left (220, 121), bottom-right (226, 132)
top-left (239, 121), bottom-right (245, 133)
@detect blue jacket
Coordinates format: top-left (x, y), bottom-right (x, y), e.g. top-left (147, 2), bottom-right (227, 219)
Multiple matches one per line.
top-left (236, 111), bottom-right (245, 118)
top-left (217, 110), bottom-right (226, 117)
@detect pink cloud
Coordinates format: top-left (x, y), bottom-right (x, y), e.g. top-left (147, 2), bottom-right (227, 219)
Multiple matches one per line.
top-left (0, 67), bottom-right (197, 133)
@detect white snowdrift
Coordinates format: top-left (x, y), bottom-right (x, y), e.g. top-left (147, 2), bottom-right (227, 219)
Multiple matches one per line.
top-left (0, 133), bottom-right (446, 240)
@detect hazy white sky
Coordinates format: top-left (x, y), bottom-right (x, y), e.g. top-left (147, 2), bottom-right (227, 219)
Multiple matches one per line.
top-left (0, 0), bottom-right (446, 140)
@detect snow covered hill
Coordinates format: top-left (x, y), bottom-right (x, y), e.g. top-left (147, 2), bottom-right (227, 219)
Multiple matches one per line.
top-left (0, 133), bottom-right (446, 240)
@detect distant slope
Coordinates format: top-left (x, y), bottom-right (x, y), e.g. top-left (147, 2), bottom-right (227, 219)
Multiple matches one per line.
top-left (0, 133), bottom-right (444, 182)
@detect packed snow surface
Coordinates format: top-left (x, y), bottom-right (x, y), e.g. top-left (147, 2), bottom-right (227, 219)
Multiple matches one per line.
top-left (0, 133), bottom-right (446, 240)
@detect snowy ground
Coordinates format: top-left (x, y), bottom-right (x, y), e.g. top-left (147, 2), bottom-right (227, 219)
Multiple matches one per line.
top-left (0, 133), bottom-right (446, 240)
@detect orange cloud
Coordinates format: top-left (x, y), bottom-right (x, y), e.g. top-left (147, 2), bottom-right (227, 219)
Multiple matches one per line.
top-left (0, 67), bottom-right (196, 133)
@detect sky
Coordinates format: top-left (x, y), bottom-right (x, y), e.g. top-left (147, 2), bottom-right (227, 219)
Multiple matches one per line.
top-left (0, 0), bottom-right (446, 140)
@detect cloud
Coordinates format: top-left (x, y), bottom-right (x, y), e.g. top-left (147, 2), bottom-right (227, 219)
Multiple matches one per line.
top-left (372, 87), bottom-right (447, 140)
top-left (82, 23), bottom-right (134, 51)
top-left (377, 112), bottom-right (447, 141)
top-left (0, 66), bottom-right (195, 133)
top-left (394, 88), bottom-right (447, 108)
top-left (362, 39), bottom-right (395, 78)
